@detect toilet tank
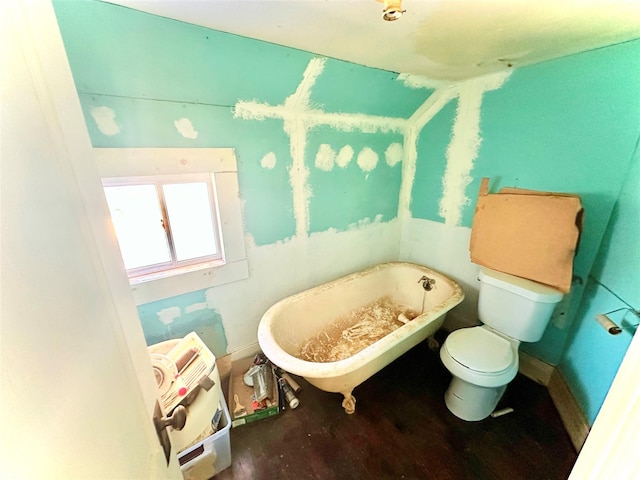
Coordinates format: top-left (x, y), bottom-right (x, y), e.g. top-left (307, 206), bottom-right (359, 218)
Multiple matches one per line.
top-left (478, 268), bottom-right (564, 342)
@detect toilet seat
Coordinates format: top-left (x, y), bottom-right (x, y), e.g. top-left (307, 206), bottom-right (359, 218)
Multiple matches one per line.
top-left (446, 327), bottom-right (514, 374)
top-left (441, 326), bottom-right (519, 388)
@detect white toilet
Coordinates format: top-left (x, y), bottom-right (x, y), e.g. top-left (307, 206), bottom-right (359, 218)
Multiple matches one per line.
top-left (440, 267), bottom-right (563, 421)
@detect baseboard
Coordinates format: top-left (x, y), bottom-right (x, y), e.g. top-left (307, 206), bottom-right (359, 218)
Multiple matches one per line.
top-left (548, 369), bottom-right (590, 452)
top-left (518, 351), bottom-right (554, 386)
top-left (216, 342), bottom-right (262, 378)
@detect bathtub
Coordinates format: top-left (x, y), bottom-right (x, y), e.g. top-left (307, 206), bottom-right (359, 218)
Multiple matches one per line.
top-left (258, 262), bottom-right (464, 413)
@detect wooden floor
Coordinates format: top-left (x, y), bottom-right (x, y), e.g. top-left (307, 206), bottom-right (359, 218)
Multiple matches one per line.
top-left (216, 335), bottom-right (577, 480)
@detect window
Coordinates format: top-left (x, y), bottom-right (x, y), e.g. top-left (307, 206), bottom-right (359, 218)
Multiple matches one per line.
top-left (95, 148), bottom-right (247, 304)
top-left (103, 174), bottom-right (223, 279)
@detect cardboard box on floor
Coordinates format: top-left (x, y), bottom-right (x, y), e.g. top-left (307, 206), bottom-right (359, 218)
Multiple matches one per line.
top-left (470, 178), bottom-right (583, 293)
top-left (228, 356), bottom-right (279, 428)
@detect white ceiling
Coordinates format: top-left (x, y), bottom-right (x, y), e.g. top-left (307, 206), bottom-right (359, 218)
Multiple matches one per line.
top-left (106, 0), bottom-right (640, 82)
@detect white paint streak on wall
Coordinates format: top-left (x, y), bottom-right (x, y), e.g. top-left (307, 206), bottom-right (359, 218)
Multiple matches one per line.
top-left (284, 57), bottom-right (326, 110)
top-left (281, 58), bottom-right (327, 238)
top-left (385, 142), bottom-right (403, 167)
top-left (397, 88), bottom-right (458, 220)
top-left (261, 152), bottom-right (277, 169)
top-left (315, 143), bottom-right (336, 171)
top-left (185, 302), bottom-right (208, 314)
top-left (90, 106), bottom-right (120, 136)
top-left (284, 117), bottom-right (312, 238)
top-left (357, 147), bottom-right (378, 173)
top-left (439, 71), bottom-right (512, 226)
top-left (174, 117), bottom-right (198, 139)
top-left (336, 145), bottom-right (354, 168)
top-left (307, 111), bottom-right (406, 134)
top-left (157, 306), bottom-right (181, 326)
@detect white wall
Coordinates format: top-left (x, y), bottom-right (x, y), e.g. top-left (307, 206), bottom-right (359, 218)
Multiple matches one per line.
top-left (0, 2), bottom-right (181, 478)
top-left (400, 217), bottom-right (480, 329)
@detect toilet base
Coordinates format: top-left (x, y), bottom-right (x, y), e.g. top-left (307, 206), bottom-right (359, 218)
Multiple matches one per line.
top-left (444, 376), bottom-right (507, 421)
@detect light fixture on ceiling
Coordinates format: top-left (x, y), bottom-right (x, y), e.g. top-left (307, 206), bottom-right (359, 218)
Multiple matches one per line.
top-left (382, 0), bottom-right (405, 21)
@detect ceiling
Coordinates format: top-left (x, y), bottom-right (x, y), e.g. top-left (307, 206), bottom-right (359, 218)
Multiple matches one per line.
top-left (105, 0), bottom-right (640, 82)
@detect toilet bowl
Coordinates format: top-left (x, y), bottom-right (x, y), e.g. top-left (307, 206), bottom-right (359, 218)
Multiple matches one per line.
top-left (440, 267), bottom-right (563, 421)
top-left (440, 326), bottom-right (519, 421)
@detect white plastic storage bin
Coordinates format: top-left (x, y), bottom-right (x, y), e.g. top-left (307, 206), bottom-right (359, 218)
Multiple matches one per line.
top-left (178, 395), bottom-right (232, 479)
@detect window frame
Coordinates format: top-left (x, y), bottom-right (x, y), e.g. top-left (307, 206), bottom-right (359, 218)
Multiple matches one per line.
top-left (102, 173), bottom-right (224, 279)
top-left (94, 148), bottom-right (248, 305)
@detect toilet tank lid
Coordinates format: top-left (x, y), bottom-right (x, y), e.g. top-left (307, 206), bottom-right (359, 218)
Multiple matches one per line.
top-left (479, 268), bottom-right (564, 303)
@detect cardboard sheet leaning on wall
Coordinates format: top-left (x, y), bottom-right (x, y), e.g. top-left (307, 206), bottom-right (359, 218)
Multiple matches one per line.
top-left (470, 178), bottom-right (584, 293)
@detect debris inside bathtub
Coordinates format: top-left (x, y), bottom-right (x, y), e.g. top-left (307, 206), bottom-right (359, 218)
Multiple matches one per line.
top-left (298, 297), bottom-right (419, 363)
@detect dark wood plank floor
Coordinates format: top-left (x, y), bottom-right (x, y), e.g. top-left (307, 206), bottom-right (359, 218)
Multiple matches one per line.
top-left (216, 334), bottom-right (577, 480)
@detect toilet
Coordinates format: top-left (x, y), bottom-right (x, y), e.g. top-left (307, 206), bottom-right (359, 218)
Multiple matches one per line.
top-left (440, 267), bottom-right (564, 421)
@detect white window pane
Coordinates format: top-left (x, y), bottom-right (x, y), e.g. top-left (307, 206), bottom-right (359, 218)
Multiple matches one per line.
top-left (104, 185), bottom-right (171, 269)
top-left (163, 182), bottom-right (218, 261)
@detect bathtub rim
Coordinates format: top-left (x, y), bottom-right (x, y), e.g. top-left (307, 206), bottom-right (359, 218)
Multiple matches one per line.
top-left (257, 261), bottom-right (464, 379)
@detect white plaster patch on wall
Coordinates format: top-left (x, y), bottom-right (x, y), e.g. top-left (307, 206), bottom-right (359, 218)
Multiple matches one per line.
top-left (385, 142), bottom-right (403, 167)
top-left (306, 111), bottom-right (406, 134)
top-left (157, 306), bottom-right (181, 326)
top-left (397, 88), bottom-right (458, 221)
top-left (315, 143), bottom-right (336, 171)
top-left (283, 58), bottom-right (326, 238)
top-left (397, 73), bottom-right (451, 90)
top-left (284, 57), bottom-right (327, 110)
top-left (261, 152), bottom-right (277, 169)
top-left (90, 106), bottom-right (120, 136)
top-left (336, 145), bottom-right (354, 168)
top-left (233, 56), bottom-right (418, 238)
top-left (174, 117), bottom-right (198, 139)
top-left (235, 101), bottom-right (407, 134)
top-left (438, 71), bottom-right (512, 226)
top-left (357, 147), bottom-right (378, 173)
top-left (284, 118), bottom-right (312, 237)
top-left (184, 302), bottom-right (208, 314)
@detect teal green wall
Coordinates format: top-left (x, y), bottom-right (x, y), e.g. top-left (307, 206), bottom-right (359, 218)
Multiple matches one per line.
top-left (411, 40), bottom-right (640, 366)
top-left (53, 0), bottom-right (429, 248)
top-left (559, 153), bottom-right (639, 424)
top-left (137, 291), bottom-right (228, 357)
top-left (411, 100), bottom-right (458, 219)
top-left (307, 127), bottom-right (405, 232)
top-left (476, 41), bottom-right (640, 365)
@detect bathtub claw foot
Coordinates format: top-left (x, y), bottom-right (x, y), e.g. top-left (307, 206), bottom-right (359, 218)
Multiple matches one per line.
top-left (341, 392), bottom-right (356, 414)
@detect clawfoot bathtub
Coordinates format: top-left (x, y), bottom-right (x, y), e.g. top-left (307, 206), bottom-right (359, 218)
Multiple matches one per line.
top-left (258, 262), bottom-right (464, 413)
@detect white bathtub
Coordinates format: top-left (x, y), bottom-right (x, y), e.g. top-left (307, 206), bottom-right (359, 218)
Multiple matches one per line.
top-left (258, 262), bottom-right (464, 413)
